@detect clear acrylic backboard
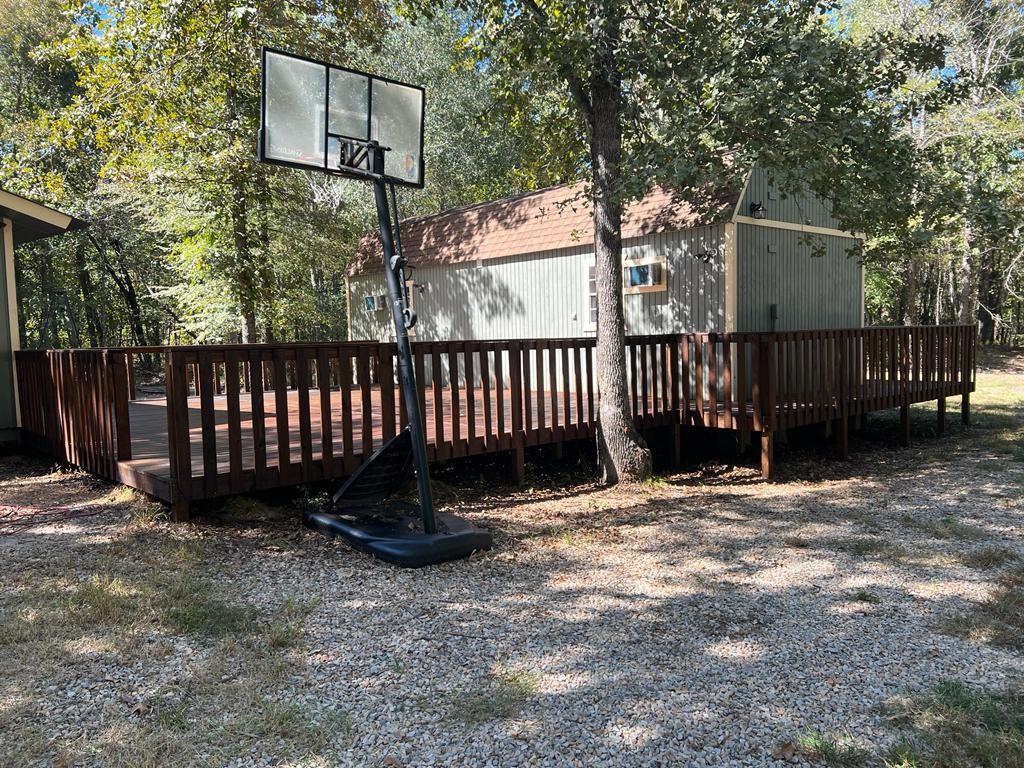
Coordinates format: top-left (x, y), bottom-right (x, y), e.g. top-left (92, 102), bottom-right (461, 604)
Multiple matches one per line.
top-left (258, 47), bottom-right (425, 188)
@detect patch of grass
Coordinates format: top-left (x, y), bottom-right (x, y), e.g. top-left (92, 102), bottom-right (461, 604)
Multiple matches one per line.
top-left (451, 670), bottom-right (538, 724)
top-left (796, 730), bottom-right (871, 766)
top-left (899, 514), bottom-right (988, 541)
top-left (833, 537), bottom-right (908, 560)
top-left (643, 474), bottom-right (669, 490)
top-left (107, 486), bottom-right (167, 528)
top-left (959, 546), bottom-right (1019, 570)
top-left (852, 589), bottom-right (881, 604)
top-left (72, 574), bottom-right (139, 625)
top-left (159, 574), bottom-right (256, 638)
top-left (939, 564), bottom-right (1024, 650)
top-left (882, 680), bottom-right (1024, 768)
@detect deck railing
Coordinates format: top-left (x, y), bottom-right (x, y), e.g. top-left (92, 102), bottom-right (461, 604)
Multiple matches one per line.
top-left (14, 325), bottom-right (976, 513)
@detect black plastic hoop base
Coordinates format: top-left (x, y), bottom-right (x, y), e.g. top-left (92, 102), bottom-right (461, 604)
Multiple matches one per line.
top-left (302, 506), bottom-right (493, 568)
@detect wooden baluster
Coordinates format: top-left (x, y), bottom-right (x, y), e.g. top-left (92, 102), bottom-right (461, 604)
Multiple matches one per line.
top-left (480, 345), bottom-right (493, 451)
top-left (431, 345), bottom-right (447, 460)
top-left (165, 349), bottom-right (193, 520)
top-left (706, 335), bottom-right (718, 429)
top-left (535, 343), bottom-right (546, 440)
top-left (379, 346), bottom-right (396, 443)
top-left (249, 350), bottom-right (268, 487)
top-left (548, 341), bottom-right (559, 440)
top-left (273, 348), bottom-right (291, 481)
top-left (111, 351), bottom-right (133, 461)
top-left (736, 336), bottom-right (749, 449)
top-left (225, 351), bottom-right (243, 491)
top-left (574, 344), bottom-right (584, 437)
top-left (448, 342), bottom-right (463, 456)
top-left (357, 346), bottom-right (373, 458)
top-left (561, 343), bottom-right (572, 438)
top-left (640, 341), bottom-right (650, 423)
top-left (629, 341), bottom-right (639, 421)
top-left (585, 342), bottom-right (595, 427)
top-left (296, 348), bottom-right (314, 479)
top-left (495, 345), bottom-right (506, 447)
top-left (669, 337), bottom-right (682, 466)
top-left (722, 336), bottom-right (733, 430)
top-left (465, 342), bottom-right (477, 452)
top-left (509, 341), bottom-right (525, 483)
top-left (198, 353), bottom-right (219, 497)
top-left (317, 348), bottom-right (335, 476)
top-left (339, 346), bottom-right (355, 472)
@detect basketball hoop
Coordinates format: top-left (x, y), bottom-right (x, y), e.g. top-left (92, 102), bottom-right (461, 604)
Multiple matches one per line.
top-left (257, 48), bottom-right (491, 567)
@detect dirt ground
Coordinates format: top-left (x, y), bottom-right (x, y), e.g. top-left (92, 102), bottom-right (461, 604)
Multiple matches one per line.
top-left (1, 351), bottom-right (1022, 767)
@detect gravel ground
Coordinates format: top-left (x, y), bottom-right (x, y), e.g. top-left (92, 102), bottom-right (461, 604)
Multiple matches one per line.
top-left (1, 367), bottom-right (1022, 767)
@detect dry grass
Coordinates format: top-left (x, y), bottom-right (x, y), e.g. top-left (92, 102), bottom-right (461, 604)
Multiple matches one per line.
top-left (899, 514), bottom-right (989, 542)
top-left (0, 527), bottom-right (336, 767)
top-left (958, 546), bottom-right (1020, 570)
top-left (939, 564), bottom-right (1024, 650)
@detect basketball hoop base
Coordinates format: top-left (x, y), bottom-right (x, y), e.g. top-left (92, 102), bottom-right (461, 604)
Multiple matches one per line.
top-left (303, 503), bottom-right (492, 568)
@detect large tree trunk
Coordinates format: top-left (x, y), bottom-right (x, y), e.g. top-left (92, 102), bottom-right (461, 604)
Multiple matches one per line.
top-left (588, 0), bottom-right (651, 484)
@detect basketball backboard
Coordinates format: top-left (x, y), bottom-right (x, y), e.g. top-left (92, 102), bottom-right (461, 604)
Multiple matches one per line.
top-left (258, 47), bottom-right (425, 188)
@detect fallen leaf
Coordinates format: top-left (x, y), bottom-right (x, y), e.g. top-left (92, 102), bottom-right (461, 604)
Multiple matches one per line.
top-left (382, 758), bottom-right (403, 768)
top-left (130, 702), bottom-right (150, 717)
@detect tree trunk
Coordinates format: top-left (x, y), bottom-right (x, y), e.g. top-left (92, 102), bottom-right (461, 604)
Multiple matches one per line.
top-left (74, 241), bottom-right (103, 346)
top-left (587, 0), bottom-right (651, 484)
top-left (957, 220), bottom-right (976, 325)
top-left (901, 258), bottom-right (919, 326)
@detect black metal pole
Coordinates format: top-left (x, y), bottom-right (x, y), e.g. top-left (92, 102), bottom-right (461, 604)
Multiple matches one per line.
top-left (370, 142), bottom-right (437, 534)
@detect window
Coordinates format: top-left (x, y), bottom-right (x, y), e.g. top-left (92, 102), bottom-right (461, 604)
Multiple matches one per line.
top-left (588, 264), bottom-right (598, 326)
top-left (623, 256), bottom-right (668, 294)
top-left (363, 294), bottom-right (388, 312)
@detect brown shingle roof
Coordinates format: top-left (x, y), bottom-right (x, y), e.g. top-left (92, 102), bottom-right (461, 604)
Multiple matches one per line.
top-left (349, 181), bottom-right (739, 275)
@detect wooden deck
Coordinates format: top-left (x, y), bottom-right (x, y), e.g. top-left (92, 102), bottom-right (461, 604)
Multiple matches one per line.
top-left (123, 386), bottom-right (593, 481)
top-left (15, 327), bottom-right (977, 519)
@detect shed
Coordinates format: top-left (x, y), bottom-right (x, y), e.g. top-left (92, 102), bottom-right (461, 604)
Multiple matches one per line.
top-left (0, 189), bottom-right (86, 444)
top-left (347, 167), bottom-right (864, 342)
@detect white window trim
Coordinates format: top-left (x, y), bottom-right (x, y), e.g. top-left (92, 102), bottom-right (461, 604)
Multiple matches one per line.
top-left (623, 254), bottom-right (668, 295)
top-left (583, 254), bottom-right (597, 332)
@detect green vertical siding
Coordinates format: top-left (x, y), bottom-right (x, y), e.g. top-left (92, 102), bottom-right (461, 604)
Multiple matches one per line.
top-left (0, 226), bottom-right (17, 439)
top-left (740, 166), bottom-right (841, 230)
top-left (735, 223), bottom-right (862, 332)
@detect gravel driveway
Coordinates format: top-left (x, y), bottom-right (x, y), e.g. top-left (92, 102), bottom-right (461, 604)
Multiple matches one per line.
top-left (2, 369), bottom-right (1022, 767)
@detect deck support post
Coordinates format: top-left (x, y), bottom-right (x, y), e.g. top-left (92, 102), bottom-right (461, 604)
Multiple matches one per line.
top-left (170, 499), bottom-right (190, 523)
top-left (899, 404), bottom-right (910, 447)
top-left (671, 421), bottom-right (682, 467)
top-left (553, 442), bottom-right (563, 461)
top-left (937, 397), bottom-right (946, 434)
top-left (835, 415), bottom-right (849, 460)
top-left (512, 445), bottom-right (525, 485)
top-left (961, 391), bottom-right (970, 425)
top-left (738, 428), bottom-right (750, 454)
top-left (760, 432), bottom-right (775, 480)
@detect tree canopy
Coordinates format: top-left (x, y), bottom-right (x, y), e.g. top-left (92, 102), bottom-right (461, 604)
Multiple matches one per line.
top-left (1, 0), bottom-right (1021, 351)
